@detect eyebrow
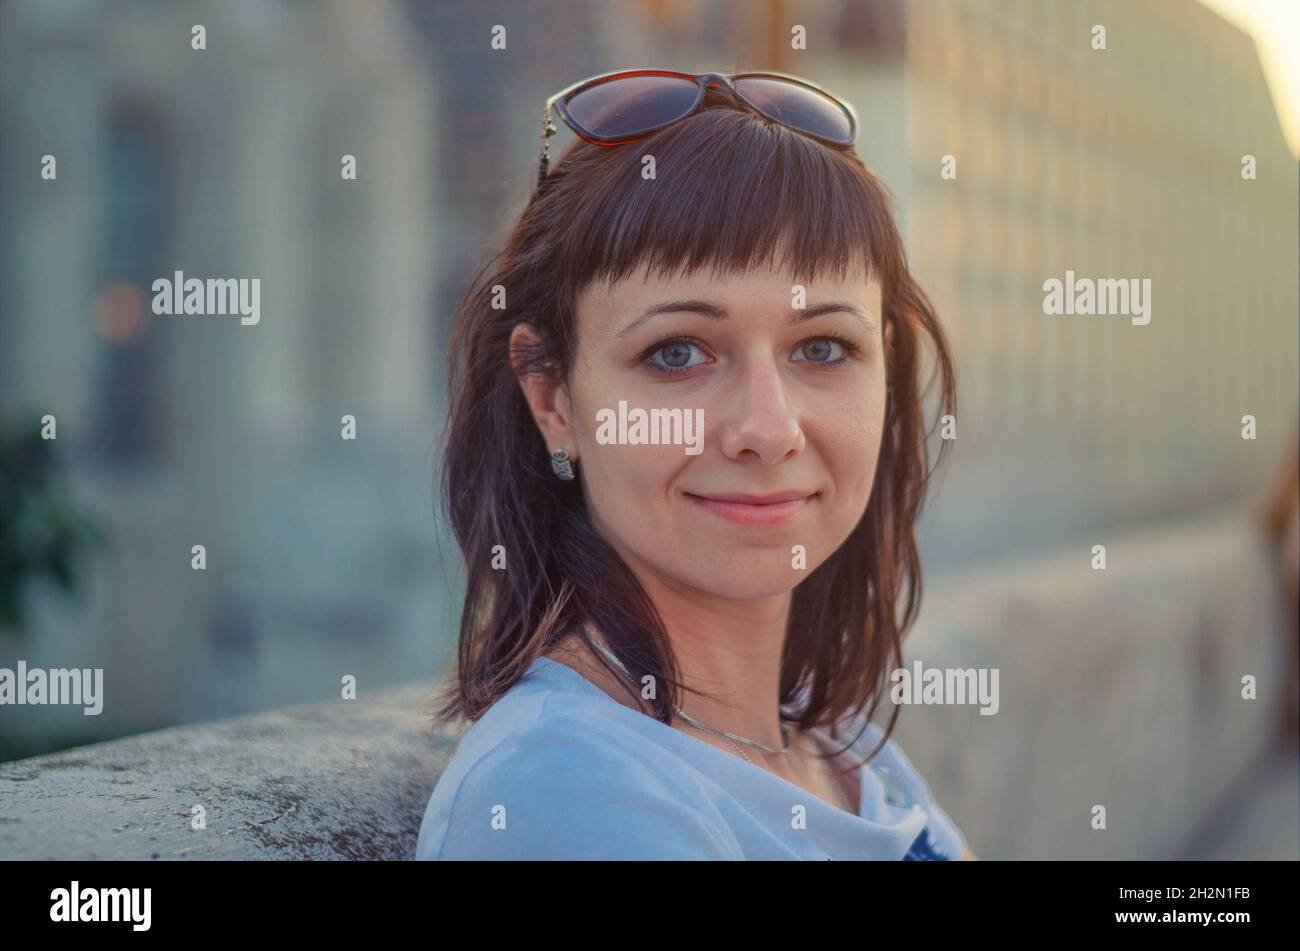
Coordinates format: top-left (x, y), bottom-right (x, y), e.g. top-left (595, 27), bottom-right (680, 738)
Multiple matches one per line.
top-left (616, 299), bottom-right (877, 337)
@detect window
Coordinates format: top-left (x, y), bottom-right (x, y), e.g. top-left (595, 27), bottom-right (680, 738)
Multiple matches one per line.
top-left (97, 101), bottom-right (175, 464)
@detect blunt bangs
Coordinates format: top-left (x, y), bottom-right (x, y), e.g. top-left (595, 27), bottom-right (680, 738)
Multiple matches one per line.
top-left (537, 106), bottom-right (902, 296)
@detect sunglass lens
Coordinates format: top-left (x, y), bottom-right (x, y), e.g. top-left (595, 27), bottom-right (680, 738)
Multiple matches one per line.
top-left (564, 73), bottom-right (700, 139)
top-left (733, 76), bottom-right (854, 144)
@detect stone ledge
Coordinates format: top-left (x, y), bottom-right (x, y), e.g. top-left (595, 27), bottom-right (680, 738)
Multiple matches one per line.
top-left (0, 681), bottom-right (459, 860)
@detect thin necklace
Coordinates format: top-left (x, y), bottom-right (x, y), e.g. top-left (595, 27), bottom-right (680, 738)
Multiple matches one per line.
top-left (581, 628), bottom-right (792, 765)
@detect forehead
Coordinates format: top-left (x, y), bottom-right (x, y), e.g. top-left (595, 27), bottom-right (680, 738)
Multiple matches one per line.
top-left (576, 260), bottom-right (882, 333)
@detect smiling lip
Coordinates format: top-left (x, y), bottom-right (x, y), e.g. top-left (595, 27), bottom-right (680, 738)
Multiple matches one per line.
top-left (684, 490), bottom-right (815, 526)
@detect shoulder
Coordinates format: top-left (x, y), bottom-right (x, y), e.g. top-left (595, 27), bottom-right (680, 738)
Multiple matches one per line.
top-left (847, 718), bottom-right (969, 860)
top-left (420, 695), bottom-right (741, 860)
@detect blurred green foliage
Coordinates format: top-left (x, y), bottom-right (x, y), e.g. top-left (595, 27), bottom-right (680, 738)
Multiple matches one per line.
top-left (0, 419), bottom-right (107, 634)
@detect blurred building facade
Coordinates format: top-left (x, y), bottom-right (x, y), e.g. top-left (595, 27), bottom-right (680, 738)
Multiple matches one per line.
top-left (901, 0), bottom-right (1298, 567)
top-left (0, 0), bottom-right (444, 754)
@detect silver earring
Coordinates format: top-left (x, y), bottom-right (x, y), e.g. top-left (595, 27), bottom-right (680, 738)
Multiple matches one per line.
top-left (550, 448), bottom-right (575, 481)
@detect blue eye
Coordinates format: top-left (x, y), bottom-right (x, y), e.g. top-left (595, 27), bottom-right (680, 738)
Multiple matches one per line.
top-left (646, 338), bottom-right (709, 374)
top-left (792, 336), bottom-right (858, 365)
top-left (794, 338), bottom-right (843, 363)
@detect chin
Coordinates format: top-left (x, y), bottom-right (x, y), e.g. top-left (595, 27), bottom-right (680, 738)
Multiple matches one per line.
top-left (674, 559), bottom-right (810, 601)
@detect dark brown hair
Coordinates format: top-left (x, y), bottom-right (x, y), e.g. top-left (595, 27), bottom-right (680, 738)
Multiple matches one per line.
top-left (433, 102), bottom-right (956, 767)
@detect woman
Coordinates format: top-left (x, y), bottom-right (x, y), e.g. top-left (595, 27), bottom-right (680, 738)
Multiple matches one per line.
top-left (417, 68), bottom-right (973, 860)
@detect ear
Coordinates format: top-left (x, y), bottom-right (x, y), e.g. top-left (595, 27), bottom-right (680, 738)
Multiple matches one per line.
top-left (876, 300), bottom-right (896, 366)
top-left (510, 322), bottom-right (577, 460)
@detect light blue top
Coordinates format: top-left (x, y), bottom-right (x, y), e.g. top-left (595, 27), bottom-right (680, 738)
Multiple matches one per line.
top-left (417, 655), bottom-right (967, 860)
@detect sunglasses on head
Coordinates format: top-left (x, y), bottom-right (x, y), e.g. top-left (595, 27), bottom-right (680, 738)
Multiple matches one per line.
top-left (537, 68), bottom-right (859, 190)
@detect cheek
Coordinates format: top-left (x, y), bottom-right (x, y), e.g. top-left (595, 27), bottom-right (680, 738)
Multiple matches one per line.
top-left (818, 374), bottom-right (888, 500)
top-left (580, 443), bottom-right (683, 530)
top-left (567, 368), bottom-right (690, 547)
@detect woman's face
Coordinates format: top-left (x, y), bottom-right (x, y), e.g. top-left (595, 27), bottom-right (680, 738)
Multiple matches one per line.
top-left (520, 259), bottom-right (887, 602)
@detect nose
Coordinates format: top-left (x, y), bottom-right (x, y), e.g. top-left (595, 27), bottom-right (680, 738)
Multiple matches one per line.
top-left (716, 356), bottom-right (806, 466)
